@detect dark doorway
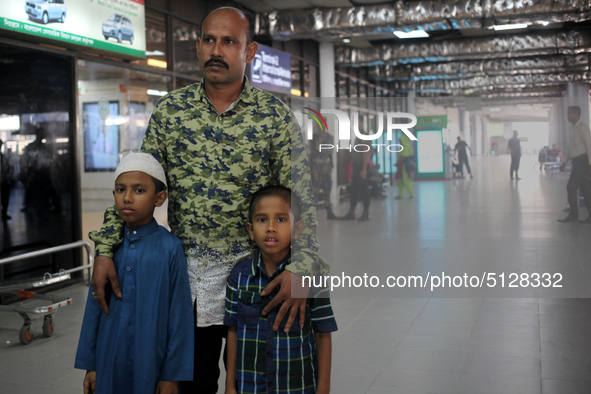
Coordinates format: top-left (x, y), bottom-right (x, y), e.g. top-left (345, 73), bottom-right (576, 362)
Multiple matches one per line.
top-left (0, 43), bottom-right (80, 286)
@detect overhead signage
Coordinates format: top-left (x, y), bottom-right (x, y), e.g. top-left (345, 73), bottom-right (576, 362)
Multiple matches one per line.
top-left (0, 0), bottom-right (146, 58)
top-left (248, 43), bottom-right (291, 95)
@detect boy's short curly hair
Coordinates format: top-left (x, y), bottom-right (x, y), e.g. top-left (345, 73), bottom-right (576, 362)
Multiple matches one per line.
top-left (248, 186), bottom-right (301, 223)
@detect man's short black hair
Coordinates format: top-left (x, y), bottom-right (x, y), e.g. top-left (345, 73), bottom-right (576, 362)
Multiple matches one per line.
top-left (568, 106), bottom-right (581, 117)
top-left (248, 186), bottom-right (301, 223)
top-left (200, 4), bottom-right (255, 44)
top-left (150, 176), bottom-right (167, 193)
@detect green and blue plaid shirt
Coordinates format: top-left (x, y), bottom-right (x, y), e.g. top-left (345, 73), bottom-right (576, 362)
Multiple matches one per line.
top-left (224, 252), bottom-right (337, 394)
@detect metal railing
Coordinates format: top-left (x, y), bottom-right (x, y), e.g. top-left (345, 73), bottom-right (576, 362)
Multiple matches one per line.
top-left (0, 241), bottom-right (94, 285)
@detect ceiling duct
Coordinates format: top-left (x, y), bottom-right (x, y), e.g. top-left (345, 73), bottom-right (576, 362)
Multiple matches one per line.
top-left (335, 31), bottom-right (591, 66)
top-left (259, 0), bottom-right (589, 40)
top-left (370, 54), bottom-right (591, 81)
top-left (394, 70), bottom-right (591, 94)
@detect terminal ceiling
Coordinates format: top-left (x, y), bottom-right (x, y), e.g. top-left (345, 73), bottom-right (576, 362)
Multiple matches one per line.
top-left (236, 0), bottom-right (591, 101)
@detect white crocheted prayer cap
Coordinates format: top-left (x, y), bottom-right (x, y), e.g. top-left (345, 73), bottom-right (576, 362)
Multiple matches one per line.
top-left (114, 152), bottom-right (167, 186)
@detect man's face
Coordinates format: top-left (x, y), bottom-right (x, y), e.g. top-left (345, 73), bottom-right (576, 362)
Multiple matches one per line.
top-left (196, 9), bottom-right (258, 86)
top-left (113, 171), bottom-right (166, 229)
top-left (567, 109), bottom-right (579, 124)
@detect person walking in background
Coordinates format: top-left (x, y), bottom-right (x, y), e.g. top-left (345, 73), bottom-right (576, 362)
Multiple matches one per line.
top-left (0, 139), bottom-right (13, 221)
top-left (508, 130), bottom-right (522, 180)
top-left (395, 135), bottom-right (414, 199)
top-left (454, 136), bottom-right (472, 178)
top-left (549, 144), bottom-right (561, 162)
top-left (310, 128), bottom-right (337, 220)
top-left (344, 137), bottom-right (371, 221)
top-left (558, 106), bottom-right (591, 223)
top-left (538, 146), bottom-right (549, 171)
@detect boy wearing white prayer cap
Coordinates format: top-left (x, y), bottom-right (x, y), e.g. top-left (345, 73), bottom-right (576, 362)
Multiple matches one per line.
top-left (75, 153), bottom-right (194, 394)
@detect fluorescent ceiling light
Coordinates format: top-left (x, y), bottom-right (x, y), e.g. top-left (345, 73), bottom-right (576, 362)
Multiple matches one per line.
top-left (493, 23), bottom-right (528, 31)
top-left (394, 30), bottom-right (429, 39)
top-left (146, 50), bottom-right (165, 56)
top-left (147, 89), bottom-right (168, 96)
top-left (343, 38), bottom-right (351, 43)
top-left (541, 21), bottom-right (550, 26)
top-left (489, 107), bottom-right (502, 112)
top-left (147, 58), bottom-right (167, 69)
top-left (0, 115), bottom-right (20, 131)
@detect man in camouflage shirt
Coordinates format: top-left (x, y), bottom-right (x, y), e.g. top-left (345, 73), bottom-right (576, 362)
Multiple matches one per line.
top-left (89, 6), bottom-right (328, 393)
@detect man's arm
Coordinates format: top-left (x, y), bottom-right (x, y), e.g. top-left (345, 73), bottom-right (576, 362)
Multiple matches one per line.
top-left (89, 207), bottom-right (124, 314)
top-left (261, 107), bottom-right (329, 331)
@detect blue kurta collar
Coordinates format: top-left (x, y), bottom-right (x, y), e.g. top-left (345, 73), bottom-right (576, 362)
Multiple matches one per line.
top-left (249, 250), bottom-right (291, 280)
top-left (124, 219), bottom-right (159, 240)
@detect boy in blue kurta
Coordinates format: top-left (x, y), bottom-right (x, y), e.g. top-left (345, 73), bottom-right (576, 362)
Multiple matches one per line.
top-left (75, 153), bottom-right (194, 394)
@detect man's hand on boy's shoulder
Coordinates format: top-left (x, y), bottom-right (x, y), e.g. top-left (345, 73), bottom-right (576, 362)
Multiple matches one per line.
top-left (83, 371), bottom-right (96, 394)
top-left (91, 256), bottom-right (122, 315)
top-left (261, 271), bottom-right (310, 332)
top-left (155, 380), bottom-right (178, 394)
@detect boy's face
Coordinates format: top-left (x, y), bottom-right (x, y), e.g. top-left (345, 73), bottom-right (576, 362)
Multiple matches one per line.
top-left (113, 171), bottom-right (166, 229)
top-left (246, 196), bottom-right (304, 263)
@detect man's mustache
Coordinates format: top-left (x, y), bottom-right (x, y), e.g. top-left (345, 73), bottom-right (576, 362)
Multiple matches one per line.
top-left (204, 58), bottom-right (229, 69)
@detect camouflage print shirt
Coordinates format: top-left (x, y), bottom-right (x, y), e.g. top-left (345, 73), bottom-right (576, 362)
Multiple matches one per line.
top-left (89, 78), bottom-right (329, 327)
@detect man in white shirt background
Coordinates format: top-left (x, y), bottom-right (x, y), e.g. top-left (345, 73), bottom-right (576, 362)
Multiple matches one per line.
top-left (558, 105), bottom-right (591, 223)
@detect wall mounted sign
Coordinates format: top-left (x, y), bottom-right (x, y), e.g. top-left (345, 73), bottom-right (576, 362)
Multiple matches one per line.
top-left (1, 0), bottom-right (146, 58)
top-left (248, 43), bottom-right (291, 95)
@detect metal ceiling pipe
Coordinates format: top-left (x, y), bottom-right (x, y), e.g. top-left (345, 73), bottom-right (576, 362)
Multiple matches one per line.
top-left (335, 31), bottom-right (591, 66)
top-left (369, 54), bottom-right (591, 80)
top-left (259, 0), bottom-right (589, 40)
top-left (393, 71), bottom-right (591, 94)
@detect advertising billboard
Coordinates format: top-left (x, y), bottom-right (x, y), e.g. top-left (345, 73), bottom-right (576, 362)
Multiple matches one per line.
top-left (248, 43), bottom-right (291, 95)
top-left (0, 0), bottom-right (146, 58)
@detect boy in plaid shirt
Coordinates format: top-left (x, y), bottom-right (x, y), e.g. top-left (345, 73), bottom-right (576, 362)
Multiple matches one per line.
top-left (224, 186), bottom-right (337, 394)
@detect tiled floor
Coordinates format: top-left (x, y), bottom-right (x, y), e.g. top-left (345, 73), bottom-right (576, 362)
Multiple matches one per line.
top-left (1, 154), bottom-right (591, 393)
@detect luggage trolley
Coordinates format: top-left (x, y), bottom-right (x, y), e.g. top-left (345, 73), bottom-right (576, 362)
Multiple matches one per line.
top-left (0, 241), bottom-right (94, 345)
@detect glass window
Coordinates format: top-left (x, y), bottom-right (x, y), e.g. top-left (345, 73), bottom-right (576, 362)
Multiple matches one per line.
top-left (132, 9), bottom-right (167, 70)
top-left (302, 63), bottom-right (310, 98)
top-left (77, 60), bottom-right (172, 163)
top-left (338, 76), bottom-right (348, 98)
top-left (173, 18), bottom-right (200, 78)
top-left (350, 79), bottom-right (358, 97)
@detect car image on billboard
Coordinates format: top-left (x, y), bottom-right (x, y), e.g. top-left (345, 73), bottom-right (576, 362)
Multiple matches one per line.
top-left (102, 13), bottom-right (134, 44)
top-left (25, 0), bottom-right (67, 25)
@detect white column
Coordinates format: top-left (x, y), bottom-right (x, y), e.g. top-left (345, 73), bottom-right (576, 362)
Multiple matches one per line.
top-left (407, 91), bottom-right (416, 118)
top-left (566, 82), bottom-right (590, 124)
top-left (319, 42), bottom-right (335, 98)
top-left (318, 42), bottom-right (339, 207)
top-left (562, 83), bottom-right (590, 156)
